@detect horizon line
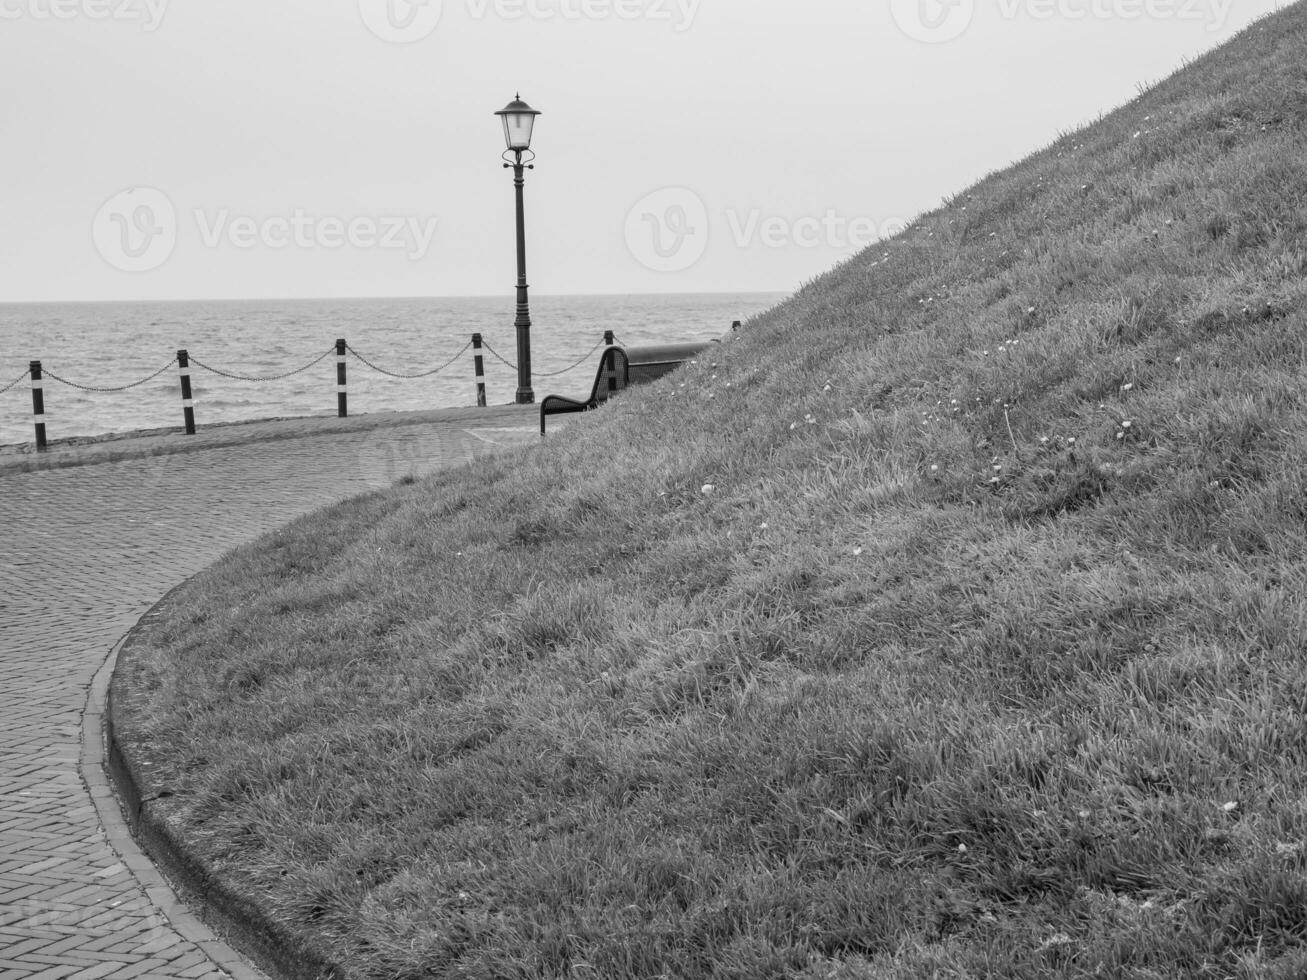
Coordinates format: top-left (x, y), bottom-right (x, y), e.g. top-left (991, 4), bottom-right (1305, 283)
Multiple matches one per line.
top-left (0, 289), bottom-right (791, 307)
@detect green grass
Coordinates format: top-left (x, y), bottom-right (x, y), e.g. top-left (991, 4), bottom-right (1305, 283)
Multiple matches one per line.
top-left (113, 9), bottom-right (1307, 978)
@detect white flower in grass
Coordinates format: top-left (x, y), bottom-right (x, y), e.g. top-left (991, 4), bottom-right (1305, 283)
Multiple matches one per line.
top-left (853, 547), bottom-right (863, 557)
top-left (1222, 801), bottom-right (1239, 813)
top-left (701, 484), bottom-right (716, 496)
top-left (1122, 383), bottom-right (1134, 392)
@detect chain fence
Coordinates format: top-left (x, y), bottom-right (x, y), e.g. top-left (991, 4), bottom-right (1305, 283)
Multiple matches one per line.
top-left (346, 341), bottom-right (472, 380)
top-left (0, 369), bottom-right (29, 396)
top-left (535, 337), bottom-right (611, 378)
top-left (5, 331), bottom-right (636, 449)
top-left (43, 358), bottom-right (178, 393)
top-left (190, 347), bottom-right (335, 383)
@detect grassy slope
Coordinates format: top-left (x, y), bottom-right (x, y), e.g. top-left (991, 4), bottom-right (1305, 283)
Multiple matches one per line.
top-left (117, 10), bottom-right (1307, 979)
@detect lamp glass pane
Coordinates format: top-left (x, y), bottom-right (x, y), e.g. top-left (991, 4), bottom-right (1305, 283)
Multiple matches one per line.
top-left (505, 111), bottom-right (535, 150)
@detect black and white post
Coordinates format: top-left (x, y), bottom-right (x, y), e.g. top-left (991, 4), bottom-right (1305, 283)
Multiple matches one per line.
top-left (176, 349), bottom-right (196, 435)
top-left (29, 360), bottom-right (46, 452)
top-left (336, 339), bottom-right (348, 418)
top-left (472, 333), bottom-right (487, 408)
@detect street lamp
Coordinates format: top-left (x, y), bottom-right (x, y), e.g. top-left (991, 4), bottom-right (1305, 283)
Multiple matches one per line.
top-left (495, 94), bottom-right (542, 405)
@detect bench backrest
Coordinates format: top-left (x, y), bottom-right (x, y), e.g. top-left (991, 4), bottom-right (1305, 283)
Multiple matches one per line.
top-left (593, 346), bottom-right (630, 404)
top-left (626, 342), bottom-right (713, 385)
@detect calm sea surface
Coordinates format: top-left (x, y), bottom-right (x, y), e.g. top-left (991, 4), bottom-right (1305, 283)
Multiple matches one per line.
top-left (0, 293), bottom-right (784, 447)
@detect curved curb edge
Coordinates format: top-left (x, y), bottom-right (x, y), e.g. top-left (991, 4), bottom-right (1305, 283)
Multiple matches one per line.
top-left (90, 587), bottom-right (340, 980)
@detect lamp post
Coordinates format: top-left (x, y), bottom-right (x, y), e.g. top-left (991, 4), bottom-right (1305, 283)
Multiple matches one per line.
top-left (495, 94), bottom-right (542, 405)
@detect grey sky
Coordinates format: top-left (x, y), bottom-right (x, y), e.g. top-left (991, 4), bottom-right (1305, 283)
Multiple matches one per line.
top-left (0, 0), bottom-right (1285, 301)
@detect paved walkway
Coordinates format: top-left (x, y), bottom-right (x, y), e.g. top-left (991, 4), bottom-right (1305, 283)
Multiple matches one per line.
top-left (0, 408), bottom-right (540, 979)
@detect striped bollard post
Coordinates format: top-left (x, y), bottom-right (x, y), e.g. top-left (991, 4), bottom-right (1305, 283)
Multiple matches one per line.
top-left (176, 349), bottom-right (196, 435)
top-left (471, 333), bottom-right (487, 408)
top-left (604, 347), bottom-right (619, 396)
top-left (602, 332), bottom-right (618, 395)
top-left (336, 339), bottom-right (348, 418)
top-left (29, 360), bottom-right (46, 452)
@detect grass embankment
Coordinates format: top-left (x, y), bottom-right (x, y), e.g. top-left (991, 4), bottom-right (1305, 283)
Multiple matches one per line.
top-left (115, 9), bottom-right (1307, 978)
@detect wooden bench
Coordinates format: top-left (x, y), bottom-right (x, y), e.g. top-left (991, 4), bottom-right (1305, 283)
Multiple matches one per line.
top-left (539, 341), bottom-right (714, 434)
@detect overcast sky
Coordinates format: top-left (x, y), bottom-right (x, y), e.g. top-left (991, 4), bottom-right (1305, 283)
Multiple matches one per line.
top-left (0, 0), bottom-right (1286, 302)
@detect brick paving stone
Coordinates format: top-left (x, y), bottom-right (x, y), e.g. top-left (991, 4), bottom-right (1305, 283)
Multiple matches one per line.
top-left (0, 408), bottom-right (540, 978)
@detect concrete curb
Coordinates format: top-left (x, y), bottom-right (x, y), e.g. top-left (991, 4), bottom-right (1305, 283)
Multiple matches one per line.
top-left (99, 587), bottom-right (341, 980)
top-left (83, 594), bottom-right (276, 980)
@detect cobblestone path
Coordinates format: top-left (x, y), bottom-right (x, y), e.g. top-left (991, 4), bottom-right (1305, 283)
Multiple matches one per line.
top-left (0, 411), bottom-right (537, 979)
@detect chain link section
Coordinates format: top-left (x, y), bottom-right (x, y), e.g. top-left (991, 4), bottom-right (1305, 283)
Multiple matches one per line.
top-left (43, 357), bottom-right (179, 393)
top-left (534, 337), bottom-right (610, 378)
top-left (190, 347), bottom-right (334, 383)
top-left (346, 341), bottom-right (472, 380)
top-left (480, 341), bottom-right (518, 373)
top-left (0, 369), bottom-right (29, 396)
